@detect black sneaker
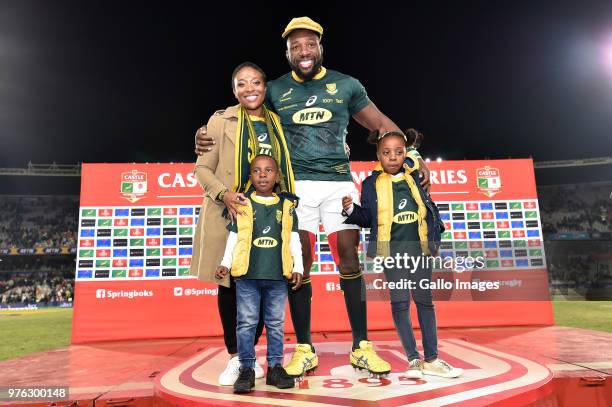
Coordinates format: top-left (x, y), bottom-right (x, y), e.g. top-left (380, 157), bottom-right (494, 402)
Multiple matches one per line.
top-left (266, 364), bottom-right (295, 389)
top-left (233, 367), bottom-right (255, 394)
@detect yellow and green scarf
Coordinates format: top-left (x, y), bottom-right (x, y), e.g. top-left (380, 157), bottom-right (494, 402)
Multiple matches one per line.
top-left (375, 161), bottom-right (430, 256)
top-left (234, 105), bottom-right (295, 194)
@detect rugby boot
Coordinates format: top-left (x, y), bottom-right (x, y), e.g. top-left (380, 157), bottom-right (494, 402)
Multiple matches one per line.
top-left (284, 343), bottom-right (318, 380)
top-left (350, 340), bottom-right (391, 378)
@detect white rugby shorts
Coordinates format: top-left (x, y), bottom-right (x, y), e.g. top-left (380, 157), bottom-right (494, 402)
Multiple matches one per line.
top-left (294, 180), bottom-right (361, 235)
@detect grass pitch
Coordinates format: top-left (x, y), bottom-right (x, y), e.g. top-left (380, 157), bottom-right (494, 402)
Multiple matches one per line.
top-left (0, 307), bottom-right (72, 362)
top-left (0, 301), bottom-right (610, 362)
top-left (552, 300), bottom-right (612, 333)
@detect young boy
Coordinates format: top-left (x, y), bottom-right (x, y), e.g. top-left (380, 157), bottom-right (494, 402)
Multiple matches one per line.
top-left (342, 131), bottom-right (463, 379)
top-left (216, 154), bottom-right (303, 393)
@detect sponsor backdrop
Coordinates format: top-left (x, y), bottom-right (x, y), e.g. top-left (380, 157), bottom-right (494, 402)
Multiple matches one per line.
top-left (72, 160), bottom-right (553, 343)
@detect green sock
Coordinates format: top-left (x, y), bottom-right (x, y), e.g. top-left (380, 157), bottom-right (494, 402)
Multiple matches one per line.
top-left (288, 280), bottom-right (313, 347)
top-left (340, 272), bottom-right (368, 350)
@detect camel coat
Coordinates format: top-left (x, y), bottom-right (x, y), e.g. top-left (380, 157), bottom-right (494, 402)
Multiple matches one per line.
top-left (189, 105), bottom-right (241, 288)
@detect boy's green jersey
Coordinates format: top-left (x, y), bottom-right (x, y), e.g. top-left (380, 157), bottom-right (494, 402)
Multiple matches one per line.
top-left (266, 67), bottom-right (370, 181)
top-left (229, 198), bottom-right (298, 280)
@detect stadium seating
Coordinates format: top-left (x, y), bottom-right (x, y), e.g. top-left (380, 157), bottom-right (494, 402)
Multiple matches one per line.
top-left (0, 196), bottom-right (78, 251)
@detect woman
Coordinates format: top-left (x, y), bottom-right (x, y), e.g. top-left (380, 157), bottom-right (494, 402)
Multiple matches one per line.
top-left (189, 62), bottom-right (295, 386)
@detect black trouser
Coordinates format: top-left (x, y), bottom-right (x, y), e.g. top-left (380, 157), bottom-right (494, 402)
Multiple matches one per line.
top-left (218, 278), bottom-right (265, 354)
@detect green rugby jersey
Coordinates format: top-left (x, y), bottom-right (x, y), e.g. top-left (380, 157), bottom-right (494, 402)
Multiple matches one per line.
top-left (251, 117), bottom-right (272, 156)
top-left (390, 177), bottom-right (420, 245)
top-left (229, 196), bottom-right (298, 280)
top-left (266, 67), bottom-right (370, 181)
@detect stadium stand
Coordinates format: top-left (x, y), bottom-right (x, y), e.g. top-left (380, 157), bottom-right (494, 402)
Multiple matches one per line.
top-left (0, 195), bottom-right (78, 252)
top-left (538, 181), bottom-right (611, 239)
top-left (0, 257), bottom-right (74, 306)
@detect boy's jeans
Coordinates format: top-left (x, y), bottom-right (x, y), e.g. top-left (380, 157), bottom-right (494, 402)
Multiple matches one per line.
top-left (236, 279), bottom-right (288, 369)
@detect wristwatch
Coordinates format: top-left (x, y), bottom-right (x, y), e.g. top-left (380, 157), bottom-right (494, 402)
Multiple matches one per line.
top-left (217, 189), bottom-right (228, 203)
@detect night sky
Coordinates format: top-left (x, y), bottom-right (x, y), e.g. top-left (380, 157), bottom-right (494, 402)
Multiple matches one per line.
top-left (1, 0), bottom-right (612, 168)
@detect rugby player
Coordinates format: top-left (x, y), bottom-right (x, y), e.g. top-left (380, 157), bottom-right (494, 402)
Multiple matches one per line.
top-left (195, 17), bottom-right (430, 378)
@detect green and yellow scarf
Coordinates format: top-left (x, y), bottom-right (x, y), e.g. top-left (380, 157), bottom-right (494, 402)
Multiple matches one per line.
top-left (233, 105), bottom-right (295, 194)
top-left (375, 161), bottom-right (430, 256)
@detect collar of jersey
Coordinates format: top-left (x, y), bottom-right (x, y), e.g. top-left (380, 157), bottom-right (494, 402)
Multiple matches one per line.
top-left (291, 66), bottom-right (327, 83)
top-left (248, 114), bottom-right (265, 122)
top-left (251, 192), bottom-right (279, 205)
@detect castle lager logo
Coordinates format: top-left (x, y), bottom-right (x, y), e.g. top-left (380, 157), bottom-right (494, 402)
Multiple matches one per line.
top-left (476, 166), bottom-right (501, 198)
top-left (120, 170), bottom-right (148, 203)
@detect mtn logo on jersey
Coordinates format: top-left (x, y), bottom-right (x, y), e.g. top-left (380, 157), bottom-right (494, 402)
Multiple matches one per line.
top-left (292, 107), bottom-right (333, 124)
top-left (326, 83), bottom-right (338, 95)
top-left (253, 237), bottom-right (278, 248)
top-left (121, 170), bottom-right (147, 203)
top-left (393, 211), bottom-right (418, 224)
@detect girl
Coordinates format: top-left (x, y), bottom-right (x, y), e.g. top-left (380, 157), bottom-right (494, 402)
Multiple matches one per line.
top-left (342, 131), bottom-right (462, 379)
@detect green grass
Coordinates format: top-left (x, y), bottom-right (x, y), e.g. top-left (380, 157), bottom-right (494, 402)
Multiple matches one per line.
top-left (0, 308), bottom-right (72, 362)
top-left (0, 302), bottom-right (610, 362)
top-left (553, 300), bottom-right (612, 333)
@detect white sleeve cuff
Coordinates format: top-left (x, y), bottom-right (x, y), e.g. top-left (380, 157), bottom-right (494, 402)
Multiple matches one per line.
top-left (289, 231), bottom-right (304, 275)
top-left (220, 231), bottom-right (237, 269)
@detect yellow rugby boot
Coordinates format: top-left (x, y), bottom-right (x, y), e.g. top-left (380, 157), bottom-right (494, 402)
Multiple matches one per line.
top-left (350, 340), bottom-right (391, 377)
top-left (284, 344), bottom-right (318, 380)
